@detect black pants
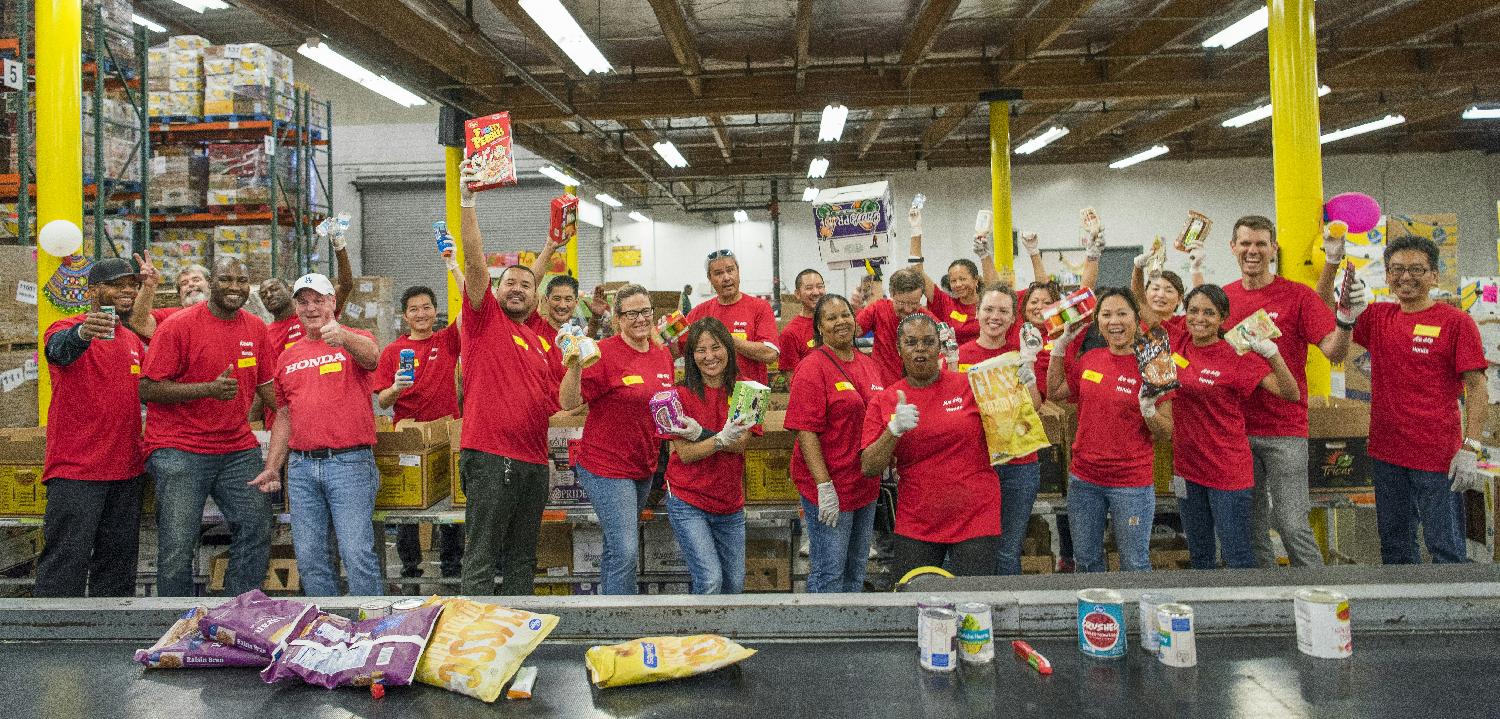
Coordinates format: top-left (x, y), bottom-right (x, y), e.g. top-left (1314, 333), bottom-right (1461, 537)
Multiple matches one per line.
top-left (892, 533), bottom-right (1001, 580)
top-left (34, 475), bottom-right (145, 597)
top-left (395, 523), bottom-right (465, 577)
top-left (459, 450), bottom-right (549, 596)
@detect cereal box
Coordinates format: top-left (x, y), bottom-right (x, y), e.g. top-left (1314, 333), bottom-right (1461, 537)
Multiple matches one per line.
top-left (463, 111), bottom-right (518, 192)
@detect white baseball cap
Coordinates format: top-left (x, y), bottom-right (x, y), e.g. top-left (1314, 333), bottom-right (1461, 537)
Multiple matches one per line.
top-left (292, 273), bottom-right (336, 297)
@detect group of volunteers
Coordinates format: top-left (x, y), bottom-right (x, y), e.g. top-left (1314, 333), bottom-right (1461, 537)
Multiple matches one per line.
top-left (31, 166), bottom-right (1487, 599)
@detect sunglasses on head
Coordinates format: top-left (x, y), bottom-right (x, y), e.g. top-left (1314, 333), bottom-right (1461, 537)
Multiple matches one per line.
top-left (706, 249), bottom-right (735, 261)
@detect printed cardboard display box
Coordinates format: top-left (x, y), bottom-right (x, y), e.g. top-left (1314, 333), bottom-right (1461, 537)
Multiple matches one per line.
top-left (0, 427), bottom-right (46, 516)
top-left (374, 417), bottom-right (451, 509)
top-left (744, 411), bottom-right (798, 503)
top-left (1307, 397), bottom-right (1373, 489)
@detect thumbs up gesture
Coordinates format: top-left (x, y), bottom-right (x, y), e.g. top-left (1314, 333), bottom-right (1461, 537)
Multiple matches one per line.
top-left (887, 390), bottom-right (920, 437)
top-left (207, 365), bottom-right (239, 401)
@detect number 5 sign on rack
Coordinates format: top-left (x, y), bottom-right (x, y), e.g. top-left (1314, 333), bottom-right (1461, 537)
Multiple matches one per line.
top-left (1, 58), bottom-right (22, 91)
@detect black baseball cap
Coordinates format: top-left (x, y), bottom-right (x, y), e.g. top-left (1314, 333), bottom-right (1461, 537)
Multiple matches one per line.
top-left (87, 257), bottom-right (138, 285)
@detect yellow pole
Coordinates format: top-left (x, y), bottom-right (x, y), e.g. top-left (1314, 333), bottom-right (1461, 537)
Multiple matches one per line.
top-left (1267, 0), bottom-right (1329, 397)
top-left (444, 146), bottom-right (465, 320)
top-left (36, 0), bottom-right (84, 425)
top-left (988, 101), bottom-right (1014, 285)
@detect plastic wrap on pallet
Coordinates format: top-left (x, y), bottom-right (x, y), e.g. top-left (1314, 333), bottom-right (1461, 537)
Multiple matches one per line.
top-left (201, 44), bottom-right (295, 122)
top-left (205, 143), bottom-right (295, 207)
top-left (147, 36), bottom-right (209, 118)
top-left (82, 91), bottom-right (143, 185)
top-left (149, 146), bottom-right (209, 210)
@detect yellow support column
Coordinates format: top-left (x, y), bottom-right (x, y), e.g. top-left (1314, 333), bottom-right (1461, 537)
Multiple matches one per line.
top-left (35, 0), bottom-right (84, 425)
top-left (1268, 0), bottom-right (1330, 396)
top-left (444, 146), bottom-right (465, 320)
top-left (988, 101), bottom-right (1014, 285)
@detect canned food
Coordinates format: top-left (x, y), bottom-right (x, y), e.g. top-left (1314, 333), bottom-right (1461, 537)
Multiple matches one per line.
top-left (390, 598), bottom-right (426, 613)
top-left (1155, 602), bottom-right (1197, 668)
top-left (1077, 588), bottom-right (1127, 658)
top-left (955, 602), bottom-right (994, 664)
top-left (398, 348), bottom-right (416, 381)
top-left (357, 600), bottom-right (392, 621)
top-left (99, 305), bottom-right (116, 340)
top-left (1138, 592), bottom-right (1174, 654)
top-left (1294, 588), bottom-right (1352, 659)
top-left (918, 607), bottom-right (958, 671)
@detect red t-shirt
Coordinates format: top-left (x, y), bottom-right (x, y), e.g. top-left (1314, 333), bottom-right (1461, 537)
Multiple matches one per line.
top-left (458, 292), bottom-right (561, 465)
top-left (681, 294), bottom-right (780, 384)
top-left (272, 332), bottom-right (378, 451)
top-left (860, 371), bottom-right (1000, 543)
top-left (929, 288), bottom-right (980, 346)
top-left (659, 384), bottom-right (744, 514)
top-left (777, 314), bottom-right (816, 374)
top-left (1169, 335), bottom-right (1270, 490)
top-left (785, 348), bottom-right (884, 510)
top-left (1355, 302), bottom-right (1487, 473)
top-left (578, 335), bottom-right (675, 479)
top-left (266, 315), bottom-right (304, 353)
top-left (375, 326), bottom-right (461, 424)
top-left (142, 303), bottom-right (275, 455)
top-left (1146, 314), bottom-right (1187, 338)
top-left (150, 306), bottom-right (183, 325)
top-left (1064, 347), bottom-right (1157, 488)
top-left (1223, 276), bottom-right (1336, 437)
top-left (525, 310), bottom-right (557, 342)
top-left (44, 315), bottom-right (146, 482)
top-left (856, 299), bottom-right (937, 386)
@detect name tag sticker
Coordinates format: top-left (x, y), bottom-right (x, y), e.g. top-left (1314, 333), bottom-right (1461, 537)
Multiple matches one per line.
top-left (1172, 353), bottom-right (1189, 369)
top-left (805, 339), bottom-right (815, 347)
top-left (1082, 369), bottom-right (1104, 383)
top-left (1413, 324), bottom-right (1440, 338)
top-left (237, 357), bottom-right (257, 368)
top-left (834, 381), bottom-right (853, 391)
top-left (319, 362), bottom-right (343, 375)
top-left (512, 335), bottom-right (531, 350)
top-left (949, 310), bottom-right (968, 323)
top-left (732, 331), bottom-right (747, 341)
top-left (957, 364), bottom-right (972, 373)
top-left (622, 375), bottom-right (644, 385)
top-left (130, 364), bottom-right (140, 375)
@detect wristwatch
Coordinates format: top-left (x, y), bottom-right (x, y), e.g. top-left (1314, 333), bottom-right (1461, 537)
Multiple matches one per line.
top-left (907, 255), bottom-right (924, 264)
top-left (1335, 318), bottom-right (1356, 331)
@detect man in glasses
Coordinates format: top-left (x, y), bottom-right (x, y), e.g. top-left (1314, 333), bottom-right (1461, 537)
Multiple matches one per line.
top-left (1352, 234), bottom-right (1487, 564)
top-left (1220, 215), bottom-right (1356, 569)
top-left (857, 268), bottom-right (936, 385)
top-left (679, 248), bottom-right (780, 383)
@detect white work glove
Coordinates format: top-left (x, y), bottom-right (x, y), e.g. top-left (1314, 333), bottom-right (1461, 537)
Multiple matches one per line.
top-left (1017, 362), bottom-right (1037, 388)
top-left (1448, 445), bottom-right (1486, 493)
top-left (714, 417), bottom-right (754, 449)
top-left (1021, 232), bottom-right (1040, 258)
top-left (1337, 276), bottom-right (1368, 327)
top-left (329, 219), bottom-right (348, 252)
top-left (1133, 250), bottom-right (1151, 268)
top-left (1138, 387), bottom-right (1160, 419)
top-left (1019, 323), bottom-right (1044, 363)
top-left (458, 157), bottom-right (480, 208)
top-left (1084, 227), bottom-right (1106, 260)
top-left (972, 231), bottom-right (992, 260)
top-left (1249, 336), bottom-right (1280, 359)
top-left (1323, 220), bottom-right (1348, 265)
top-left (1188, 246), bottom-right (1206, 274)
top-left (908, 206), bottom-right (924, 237)
top-left (816, 482), bottom-right (841, 528)
top-left (669, 416), bottom-right (704, 441)
top-left (887, 390), bottom-right (919, 437)
top-left (1052, 321), bottom-right (1087, 358)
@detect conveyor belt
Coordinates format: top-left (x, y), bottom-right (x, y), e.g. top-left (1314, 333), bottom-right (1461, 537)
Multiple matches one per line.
top-left (2, 632), bottom-right (1496, 718)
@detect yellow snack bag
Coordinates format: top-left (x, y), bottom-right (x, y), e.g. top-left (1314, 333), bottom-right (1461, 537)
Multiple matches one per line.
top-left (585, 635), bottom-right (756, 689)
top-left (414, 597), bottom-right (558, 703)
top-left (967, 351), bottom-right (1050, 464)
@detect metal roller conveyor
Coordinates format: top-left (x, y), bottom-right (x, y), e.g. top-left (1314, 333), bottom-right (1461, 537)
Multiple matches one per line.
top-left (0, 565), bottom-right (1495, 718)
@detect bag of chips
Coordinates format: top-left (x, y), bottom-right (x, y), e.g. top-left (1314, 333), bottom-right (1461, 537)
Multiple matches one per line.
top-left (585, 635), bottom-right (756, 689)
top-left (135, 607), bottom-right (269, 669)
top-left (1134, 326), bottom-right (1179, 397)
top-left (966, 352), bottom-right (1050, 465)
top-left (414, 598), bottom-right (558, 703)
top-left (261, 604), bottom-right (444, 689)
top-left (199, 589), bottom-right (318, 659)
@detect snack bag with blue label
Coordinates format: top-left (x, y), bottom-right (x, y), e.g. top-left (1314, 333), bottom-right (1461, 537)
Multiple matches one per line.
top-left (585, 634), bottom-right (756, 689)
top-left (414, 597), bottom-right (559, 702)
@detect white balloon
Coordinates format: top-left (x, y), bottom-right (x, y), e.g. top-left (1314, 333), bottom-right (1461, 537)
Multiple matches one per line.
top-left (38, 219), bottom-right (83, 257)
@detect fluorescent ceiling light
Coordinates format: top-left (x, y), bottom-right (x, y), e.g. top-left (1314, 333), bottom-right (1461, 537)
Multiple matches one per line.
top-left (538, 165), bottom-right (580, 186)
top-left (130, 14), bottom-right (166, 32)
top-left (734, 210), bottom-right (749, 223)
top-left (801, 186), bottom-right (818, 202)
top-left (1221, 85), bottom-right (1332, 128)
top-left (518, 0), bottom-right (612, 75)
top-left (1014, 125), bottom-right (1070, 155)
top-left (297, 41), bottom-right (426, 107)
top-left (1202, 7), bottom-right (1268, 49)
top-left (653, 141), bottom-right (689, 168)
top-left (578, 200), bottom-right (603, 228)
top-left (1462, 105), bottom-right (1500, 120)
top-left (807, 157), bottom-right (829, 178)
top-left (1109, 144), bottom-right (1169, 169)
top-left (1320, 114), bottom-right (1405, 144)
top-left (594, 192), bottom-right (622, 207)
top-left (818, 104), bottom-right (849, 142)
top-left (628, 211), bottom-right (650, 223)
top-left (170, 0), bottom-right (228, 12)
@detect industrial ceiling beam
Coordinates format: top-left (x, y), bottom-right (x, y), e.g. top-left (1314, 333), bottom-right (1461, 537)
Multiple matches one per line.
top-left (857, 109), bottom-right (899, 159)
top-left (998, 0), bottom-right (1101, 83)
top-left (645, 0), bottom-right (706, 97)
top-left (918, 104), bottom-right (974, 155)
top-left (793, 0), bottom-right (815, 93)
top-left (899, 0), bottom-right (962, 87)
top-left (1098, 0), bottom-right (1226, 79)
top-left (486, 0), bottom-right (588, 83)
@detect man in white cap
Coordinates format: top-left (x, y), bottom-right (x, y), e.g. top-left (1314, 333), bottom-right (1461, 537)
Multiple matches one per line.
top-left (252, 273), bottom-right (382, 596)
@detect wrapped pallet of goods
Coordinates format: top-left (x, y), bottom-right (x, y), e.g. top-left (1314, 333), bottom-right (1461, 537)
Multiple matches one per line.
top-left (149, 145), bottom-right (209, 211)
top-left (202, 43), bottom-right (295, 122)
top-left (342, 276), bottom-right (396, 346)
top-left (82, 216), bottom-right (133, 258)
top-left (81, 90), bottom-right (141, 184)
top-left (148, 35), bottom-right (209, 120)
top-left (213, 225), bottom-right (275, 281)
top-left (205, 142), bottom-right (290, 208)
top-left (82, 0), bottom-right (136, 72)
top-left (152, 227), bottom-right (211, 279)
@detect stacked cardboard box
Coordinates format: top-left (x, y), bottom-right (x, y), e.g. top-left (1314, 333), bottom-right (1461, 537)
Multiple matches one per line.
top-left (343, 275), bottom-right (397, 346)
top-left (205, 143), bottom-right (277, 207)
top-left (82, 0), bottom-right (137, 72)
top-left (147, 35), bottom-right (208, 119)
top-left (744, 411), bottom-right (798, 503)
top-left (82, 216), bottom-right (134, 259)
top-left (151, 227), bottom-right (211, 279)
top-left (202, 43), bottom-right (295, 121)
top-left (744, 527), bottom-right (791, 591)
top-left (1307, 396), bottom-right (1373, 489)
top-left (81, 90), bottom-right (141, 184)
top-left (213, 224), bottom-right (273, 280)
top-left (148, 145), bottom-right (208, 209)
top-left (0, 427), bottom-right (46, 514)
top-left (0, 348), bottom-right (39, 428)
top-left (373, 417), bottom-right (452, 509)
top-left (0, 246), bottom-right (38, 346)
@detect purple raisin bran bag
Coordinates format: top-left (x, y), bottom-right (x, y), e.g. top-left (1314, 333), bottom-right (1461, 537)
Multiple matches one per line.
top-left (260, 604), bottom-right (444, 689)
top-left (198, 589), bottom-right (318, 659)
top-left (135, 607), bottom-right (268, 669)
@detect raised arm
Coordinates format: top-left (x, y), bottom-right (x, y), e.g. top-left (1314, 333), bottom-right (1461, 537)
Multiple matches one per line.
top-left (907, 205), bottom-right (936, 301)
top-left (530, 236), bottom-right (562, 283)
top-left (126, 251), bottom-right (161, 340)
top-left (458, 159), bottom-right (489, 311)
top-left (1316, 224), bottom-right (1344, 312)
top-left (333, 241), bottom-right (354, 318)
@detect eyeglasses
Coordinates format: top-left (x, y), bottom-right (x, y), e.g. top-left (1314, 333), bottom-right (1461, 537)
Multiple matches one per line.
top-left (706, 249), bottom-right (735, 261)
top-left (619, 308), bottom-right (654, 321)
top-left (1386, 265), bottom-right (1430, 278)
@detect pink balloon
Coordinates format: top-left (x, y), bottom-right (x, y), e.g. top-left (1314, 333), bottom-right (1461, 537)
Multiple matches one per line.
top-left (1324, 192), bottom-right (1382, 234)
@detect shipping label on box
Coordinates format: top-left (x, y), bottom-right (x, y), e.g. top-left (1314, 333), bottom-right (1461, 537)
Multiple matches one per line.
top-left (811, 181), bottom-right (894, 267)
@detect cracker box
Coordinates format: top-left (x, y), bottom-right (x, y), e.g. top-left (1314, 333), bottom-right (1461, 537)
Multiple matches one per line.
top-left (811, 181), bottom-right (894, 268)
top-left (729, 380), bottom-right (771, 427)
top-left (463, 111), bottom-right (518, 192)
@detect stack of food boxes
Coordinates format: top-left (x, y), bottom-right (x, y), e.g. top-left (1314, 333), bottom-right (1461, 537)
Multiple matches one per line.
top-left (148, 145), bottom-right (209, 210)
top-left (202, 43), bottom-right (295, 122)
top-left (148, 35), bottom-right (209, 120)
top-left (151, 227), bottom-right (211, 279)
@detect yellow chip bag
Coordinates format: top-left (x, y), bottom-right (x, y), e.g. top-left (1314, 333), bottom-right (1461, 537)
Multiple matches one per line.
top-left (585, 634), bottom-right (755, 689)
top-left (413, 597), bottom-right (558, 703)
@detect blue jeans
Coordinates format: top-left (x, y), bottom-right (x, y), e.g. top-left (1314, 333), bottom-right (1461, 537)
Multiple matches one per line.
top-left (576, 466), bottom-right (652, 595)
top-left (799, 496), bottom-right (876, 592)
top-left (287, 448), bottom-right (382, 596)
top-left (1067, 475), bottom-right (1154, 573)
top-left (666, 495), bottom-right (745, 594)
top-left (1371, 459), bottom-right (1466, 564)
top-left (149, 447), bottom-right (272, 597)
top-left (1177, 479), bottom-right (1255, 569)
top-left (996, 462), bottom-right (1041, 575)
